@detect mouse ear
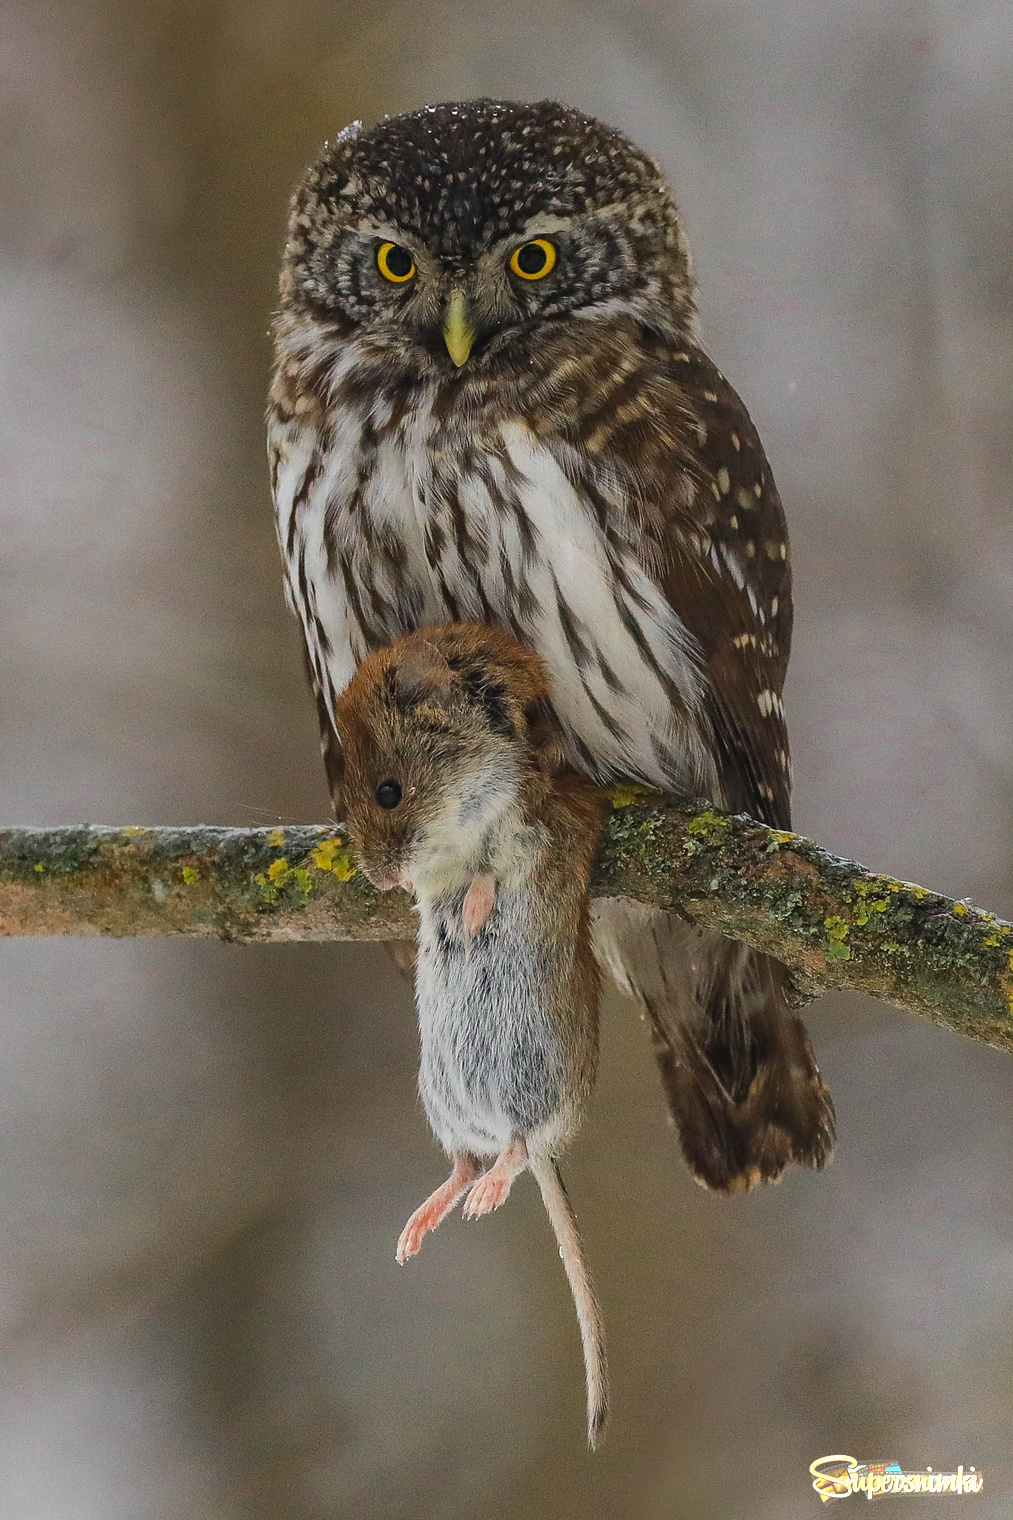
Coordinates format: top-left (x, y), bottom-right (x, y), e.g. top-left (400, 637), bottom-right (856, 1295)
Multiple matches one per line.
top-left (524, 696), bottom-right (568, 775)
top-left (390, 641), bottom-right (454, 706)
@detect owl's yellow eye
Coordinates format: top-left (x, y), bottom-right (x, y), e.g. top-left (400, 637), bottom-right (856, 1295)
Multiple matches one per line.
top-left (509, 238), bottom-right (557, 280)
top-left (376, 242), bottom-right (416, 283)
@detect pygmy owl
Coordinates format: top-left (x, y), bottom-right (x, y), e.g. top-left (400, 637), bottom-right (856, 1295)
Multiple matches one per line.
top-left (267, 99), bottom-right (835, 1192)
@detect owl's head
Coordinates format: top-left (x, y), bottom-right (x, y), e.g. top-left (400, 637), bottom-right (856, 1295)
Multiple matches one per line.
top-left (279, 99), bottom-right (695, 371)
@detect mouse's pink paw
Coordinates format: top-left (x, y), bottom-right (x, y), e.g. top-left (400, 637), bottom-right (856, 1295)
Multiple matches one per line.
top-left (462, 869), bottom-right (497, 934)
top-left (462, 1136), bottom-right (527, 1219)
top-left (462, 1169), bottom-right (514, 1218)
top-left (396, 1205), bottom-right (438, 1264)
top-left (395, 1155), bottom-right (480, 1263)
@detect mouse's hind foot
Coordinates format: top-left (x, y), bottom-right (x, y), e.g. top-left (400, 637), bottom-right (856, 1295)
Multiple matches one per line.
top-left (396, 1153), bottom-right (481, 1263)
top-left (462, 1134), bottom-right (528, 1218)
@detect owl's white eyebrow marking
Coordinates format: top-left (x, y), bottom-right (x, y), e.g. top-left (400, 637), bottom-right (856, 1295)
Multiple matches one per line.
top-left (503, 213), bottom-right (576, 243)
top-left (352, 219), bottom-right (422, 247)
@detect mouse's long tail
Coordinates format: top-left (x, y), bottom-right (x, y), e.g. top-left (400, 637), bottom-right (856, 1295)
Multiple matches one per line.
top-left (530, 1156), bottom-right (608, 1449)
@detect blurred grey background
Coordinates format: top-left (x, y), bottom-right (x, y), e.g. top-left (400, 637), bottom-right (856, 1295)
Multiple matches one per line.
top-left (2, 1), bottom-right (1012, 1515)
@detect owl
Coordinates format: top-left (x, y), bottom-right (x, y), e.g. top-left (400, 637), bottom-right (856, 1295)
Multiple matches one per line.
top-left (267, 99), bottom-right (835, 1192)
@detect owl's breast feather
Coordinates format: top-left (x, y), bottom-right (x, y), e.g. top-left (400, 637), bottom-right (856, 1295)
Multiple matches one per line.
top-left (271, 363), bottom-right (715, 795)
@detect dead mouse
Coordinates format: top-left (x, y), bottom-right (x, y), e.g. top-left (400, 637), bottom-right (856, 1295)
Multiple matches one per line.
top-left (335, 621), bottom-right (608, 1447)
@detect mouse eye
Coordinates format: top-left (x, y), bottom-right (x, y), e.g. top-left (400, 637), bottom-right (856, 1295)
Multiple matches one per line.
top-left (375, 779), bottom-right (402, 809)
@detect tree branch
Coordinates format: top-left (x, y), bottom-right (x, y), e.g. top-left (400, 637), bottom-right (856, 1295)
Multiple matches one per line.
top-left (1, 796), bottom-right (1011, 1054)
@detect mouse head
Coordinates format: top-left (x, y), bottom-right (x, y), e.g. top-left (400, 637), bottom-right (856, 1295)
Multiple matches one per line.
top-left (334, 623), bottom-right (564, 890)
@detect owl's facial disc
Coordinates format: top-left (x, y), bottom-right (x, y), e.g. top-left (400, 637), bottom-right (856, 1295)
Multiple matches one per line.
top-left (285, 100), bottom-right (696, 364)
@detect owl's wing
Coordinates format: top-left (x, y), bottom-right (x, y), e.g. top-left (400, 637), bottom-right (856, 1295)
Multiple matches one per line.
top-left (301, 636), bottom-right (346, 813)
top-left (640, 345), bottom-right (794, 828)
top-left (589, 342), bottom-right (833, 1190)
top-left (268, 399), bottom-right (347, 817)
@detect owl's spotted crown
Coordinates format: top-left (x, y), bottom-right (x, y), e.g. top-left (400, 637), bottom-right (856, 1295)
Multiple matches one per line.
top-left (311, 99), bottom-right (672, 258)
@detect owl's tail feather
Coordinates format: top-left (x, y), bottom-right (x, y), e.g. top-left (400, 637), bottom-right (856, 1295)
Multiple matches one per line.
top-left (649, 942), bottom-right (835, 1191)
top-left (596, 906), bottom-right (835, 1192)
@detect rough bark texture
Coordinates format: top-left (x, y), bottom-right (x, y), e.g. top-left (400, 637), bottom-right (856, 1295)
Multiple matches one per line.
top-left (2, 795), bottom-right (1011, 1054)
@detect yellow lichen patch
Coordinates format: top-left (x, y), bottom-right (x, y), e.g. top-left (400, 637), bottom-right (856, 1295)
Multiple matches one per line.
top-left (311, 837), bottom-right (357, 881)
top-left (254, 859), bottom-right (314, 904)
top-left (686, 811), bottom-right (729, 837)
top-left (609, 783), bottom-right (649, 808)
top-left (181, 866), bottom-right (197, 886)
top-left (856, 895), bottom-right (892, 925)
top-left (267, 828), bottom-right (286, 848)
top-left (952, 902), bottom-right (969, 917)
top-left (122, 826), bottom-right (150, 836)
top-left (33, 863), bottom-right (44, 873)
top-left (823, 915), bottom-right (851, 963)
top-left (906, 884), bottom-right (931, 900)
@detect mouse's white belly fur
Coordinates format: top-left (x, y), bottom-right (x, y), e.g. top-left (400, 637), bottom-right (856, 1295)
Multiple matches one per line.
top-left (415, 882), bottom-right (573, 1158)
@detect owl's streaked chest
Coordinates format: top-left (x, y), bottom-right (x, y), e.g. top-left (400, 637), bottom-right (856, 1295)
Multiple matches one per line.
top-left (272, 371), bottom-right (709, 790)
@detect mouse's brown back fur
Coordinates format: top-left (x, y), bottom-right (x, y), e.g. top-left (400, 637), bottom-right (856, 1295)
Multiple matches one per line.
top-left (336, 622), bottom-right (575, 888)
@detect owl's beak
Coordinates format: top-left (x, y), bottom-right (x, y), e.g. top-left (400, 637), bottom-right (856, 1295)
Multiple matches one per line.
top-left (443, 289), bottom-right (475, 366)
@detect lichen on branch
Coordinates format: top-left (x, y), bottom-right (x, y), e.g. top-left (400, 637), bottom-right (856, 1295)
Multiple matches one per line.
top-left (1, 797), bottom-right (1011, 1055)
